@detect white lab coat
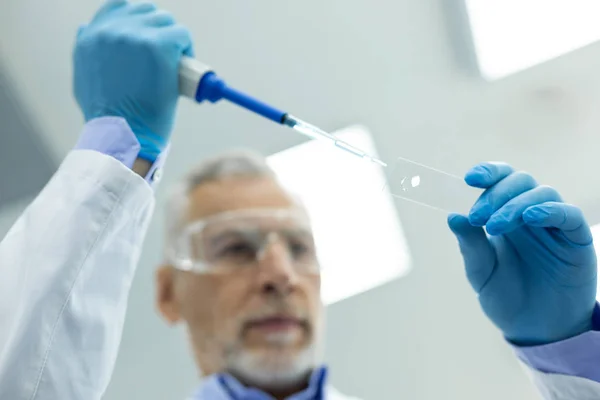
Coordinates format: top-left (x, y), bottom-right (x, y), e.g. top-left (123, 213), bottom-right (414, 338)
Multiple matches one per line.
top-left (0, 149), bottom-right (599, 400)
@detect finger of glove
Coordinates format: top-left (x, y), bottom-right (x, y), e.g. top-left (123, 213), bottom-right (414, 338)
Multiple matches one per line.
top-left (128, 2), bottom-right (157, 15)
top-left (523, 202), bottom-right (593, 246)
top-left (448, 213), bottom-right (497, 293)
top-left (183, 44), bottom-right (195, 57)
top-left (158, 24), bottom-right (194, 54)
top-left (144, 10), bottom-right (176, 27)
top-left (469, 171), bottom-right (538, 227)
top-left (485, 185), bottom-right (562, 235)
top-left (464, 162), bottom-right (514, 189)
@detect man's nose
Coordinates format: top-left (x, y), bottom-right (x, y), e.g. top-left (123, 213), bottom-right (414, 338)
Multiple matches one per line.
top-left (256, 239), bottom-right (298, 296)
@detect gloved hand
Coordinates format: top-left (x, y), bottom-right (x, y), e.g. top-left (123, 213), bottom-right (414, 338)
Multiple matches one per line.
top-left (73, 0), bottom-right (194, 162)
top-left (448, 162), bottom-right (597, 346)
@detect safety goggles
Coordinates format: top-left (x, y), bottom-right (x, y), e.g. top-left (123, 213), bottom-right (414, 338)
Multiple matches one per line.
top-left (168, 208), bottom-right (320, 274)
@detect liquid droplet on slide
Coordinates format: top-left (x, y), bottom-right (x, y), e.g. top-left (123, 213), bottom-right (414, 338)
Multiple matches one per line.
top-left (411, 175), bottom-right (421, 188)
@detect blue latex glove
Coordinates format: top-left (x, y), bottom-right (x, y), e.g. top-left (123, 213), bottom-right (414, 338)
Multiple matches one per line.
top-left (448, 162), bottom-right (597, 346)
top-left (73, 0), bottom-right (194, 162)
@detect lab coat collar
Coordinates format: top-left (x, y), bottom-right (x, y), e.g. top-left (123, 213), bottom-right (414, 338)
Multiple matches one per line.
top-left (212, 366), bottom-right (328, 400)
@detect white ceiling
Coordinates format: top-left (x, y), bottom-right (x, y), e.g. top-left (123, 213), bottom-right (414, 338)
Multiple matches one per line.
top-left (3, 0), bottom-right (600, 217)
top-left (464, 0), bottom-right (600, 80)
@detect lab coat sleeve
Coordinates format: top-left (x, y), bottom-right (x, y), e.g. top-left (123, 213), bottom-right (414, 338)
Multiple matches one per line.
top-left (521, 362), bottom-right (600, 400)
top-left (512, 303), bottom-right (600, 399)
top-left (0, 149), bottom-right (155, 400)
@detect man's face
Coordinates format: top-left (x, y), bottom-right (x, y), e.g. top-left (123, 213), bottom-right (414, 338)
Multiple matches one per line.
top-left (157, 177), bottom-right (323, 387)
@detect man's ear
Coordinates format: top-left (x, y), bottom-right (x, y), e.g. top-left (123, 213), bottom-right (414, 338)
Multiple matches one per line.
top-left (156, 265), bottom-right (181, 324)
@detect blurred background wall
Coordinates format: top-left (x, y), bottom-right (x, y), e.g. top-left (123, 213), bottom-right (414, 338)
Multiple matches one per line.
top-left (3, 0), bottom-right (600, 399)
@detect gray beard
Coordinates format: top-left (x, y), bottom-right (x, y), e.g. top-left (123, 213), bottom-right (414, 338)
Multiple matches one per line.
top-left (223, 341), bottom-right (320, 391)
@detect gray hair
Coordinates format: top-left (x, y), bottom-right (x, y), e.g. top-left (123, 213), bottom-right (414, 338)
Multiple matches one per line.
top-left (164, 149), bottom-right (276, 247)
top-left (184, 149), bottom-right (276, 188)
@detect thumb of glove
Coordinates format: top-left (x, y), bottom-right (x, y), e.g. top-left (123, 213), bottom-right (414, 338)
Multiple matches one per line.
top-left (448, 213), bottom-right (497, 293)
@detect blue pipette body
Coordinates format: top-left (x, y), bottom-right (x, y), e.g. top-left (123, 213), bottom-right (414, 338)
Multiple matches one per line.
top-left (195, 72), bottom-right (287, 124)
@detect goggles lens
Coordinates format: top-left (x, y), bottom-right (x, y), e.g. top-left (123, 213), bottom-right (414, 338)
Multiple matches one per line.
top-left (171, 209), bottom-right (319, 273)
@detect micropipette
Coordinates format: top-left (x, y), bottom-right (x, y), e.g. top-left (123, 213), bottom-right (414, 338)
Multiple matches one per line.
top-left (178, 57), bottom-right (386, 167)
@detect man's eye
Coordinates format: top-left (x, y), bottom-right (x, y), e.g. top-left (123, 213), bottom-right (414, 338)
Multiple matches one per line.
top-left (219, 242), bottom-right (256, 259)
top-left (289, 241), bottom-right (311, 258)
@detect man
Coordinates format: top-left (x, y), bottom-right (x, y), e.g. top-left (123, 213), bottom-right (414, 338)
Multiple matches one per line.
top-left (156, 151), bottom-right (333, 399)
top-left (0, 1), bottom-right (599, 399)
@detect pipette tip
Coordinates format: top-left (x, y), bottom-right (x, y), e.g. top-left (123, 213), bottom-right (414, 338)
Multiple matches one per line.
top-left (371, 157), bottom-right (387, 167)
top-left (282, 114), bottom-right (387, 167)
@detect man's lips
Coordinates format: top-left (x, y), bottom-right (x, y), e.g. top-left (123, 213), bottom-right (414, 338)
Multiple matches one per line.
top-left (245, 315), bottom-right (305, 333)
